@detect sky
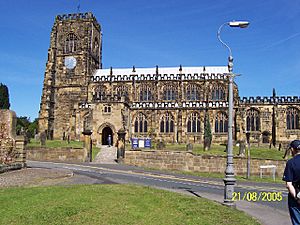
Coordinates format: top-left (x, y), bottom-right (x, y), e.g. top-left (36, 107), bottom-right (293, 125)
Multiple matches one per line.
top-left (0, 0), bottom-right (299, 120)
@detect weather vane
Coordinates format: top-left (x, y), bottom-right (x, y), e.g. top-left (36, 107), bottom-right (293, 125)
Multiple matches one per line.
top-left (77, 0), bottom-right (81, 13)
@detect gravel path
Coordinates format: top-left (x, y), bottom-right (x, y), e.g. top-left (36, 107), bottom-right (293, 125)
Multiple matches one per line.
top-left (0, 166), bottom-right (116, 188)
top-left (0, 168), bottom-right (74, 187)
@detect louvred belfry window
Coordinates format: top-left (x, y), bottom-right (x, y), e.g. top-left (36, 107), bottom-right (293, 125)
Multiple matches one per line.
top-left (65, 33), bottom-right (78, 53)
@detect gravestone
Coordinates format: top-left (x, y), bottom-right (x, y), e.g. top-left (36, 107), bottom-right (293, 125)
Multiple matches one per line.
top-left (40, 131), bottom-right (47, 146)
top-left (0, 110), bottom-right (26, 168)
top-left (186, 143), bottom-right (193, 151)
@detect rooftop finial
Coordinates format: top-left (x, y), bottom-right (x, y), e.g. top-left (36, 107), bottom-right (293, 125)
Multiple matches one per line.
top-left (77, 0), bottom-right (81, 13)
top-left (132, 65), bottom-right (136, 73)
top-left (156, 65), bottom-right (159, 75)
top-left (179, 64), bottom-right (182, 72)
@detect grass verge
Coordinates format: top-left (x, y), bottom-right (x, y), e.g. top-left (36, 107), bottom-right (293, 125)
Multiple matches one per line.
top-left (0, 184), bottom-right (260, 225)
top-left (27, 139), bottom-right (101, 161)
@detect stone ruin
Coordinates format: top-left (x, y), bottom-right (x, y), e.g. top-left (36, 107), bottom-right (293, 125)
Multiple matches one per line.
top-left (0, 110), bottom-right (26, 172)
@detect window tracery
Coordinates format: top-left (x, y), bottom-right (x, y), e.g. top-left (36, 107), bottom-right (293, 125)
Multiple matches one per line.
top-left (134, 113), bottom-right (148, 133)
top-left (215, 112), bottom-right (228, 133)
top-left (286, 107), bottom-right (300, 130)
top-left (187, 112), bottom-right (201, 133)
top-left (160, 112), bottom-right (174, 133)
top-left (65, 33), bottom-right (79, 53)
top-left (246, 108), bottom-right (260, 131)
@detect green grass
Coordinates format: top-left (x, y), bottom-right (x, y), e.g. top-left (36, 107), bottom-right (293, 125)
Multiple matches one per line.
top-left (177, 170), bottom-right (284, 184)
top-left (0, 185), bottom-right (260, 225)
top-left (92, 146), bottom-right (100, 161)
top-left (162, 144), bottom-right (286, 161)
top-left (27, 139), bottom-right (85, 148)
top-left (27, 139), bottom-right (101, 161)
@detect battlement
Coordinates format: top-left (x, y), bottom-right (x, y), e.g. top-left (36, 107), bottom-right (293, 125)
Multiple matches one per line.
top-left (56, 12), bottom-right (95, 21)
top-left (239, 96), bottom-right (300, 104)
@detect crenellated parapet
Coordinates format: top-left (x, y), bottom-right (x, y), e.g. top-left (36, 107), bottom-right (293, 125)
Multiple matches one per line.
top-left (91, 66), bottom-right (229, 83)
top-left (56, 12), bottom-right (94, 21)
top-left (131, 101), bottom-right (228, 109)
top-left (239, 96), bottom-right (300, 104)
top-left (55, 12), bottom-right (101, 30)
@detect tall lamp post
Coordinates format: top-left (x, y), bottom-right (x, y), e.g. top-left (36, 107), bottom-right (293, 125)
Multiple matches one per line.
top-left (217, 20), bottom-right (249, 207)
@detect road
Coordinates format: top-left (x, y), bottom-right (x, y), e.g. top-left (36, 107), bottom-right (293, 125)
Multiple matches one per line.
top-left (27, 160), bottom-right (291, 225)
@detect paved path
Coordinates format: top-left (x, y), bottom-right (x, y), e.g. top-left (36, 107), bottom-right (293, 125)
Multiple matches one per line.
top-left (28, 161), bottom-right (291, 225)
top-left (94, 145), bottom-right (117, 164)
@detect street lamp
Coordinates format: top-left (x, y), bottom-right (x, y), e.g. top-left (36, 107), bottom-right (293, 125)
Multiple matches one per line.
top-left (217, 20), bottom-right (249, 207)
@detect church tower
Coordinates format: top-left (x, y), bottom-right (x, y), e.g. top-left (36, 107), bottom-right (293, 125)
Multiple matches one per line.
top-left (38, 12), bottom-right (102, 139)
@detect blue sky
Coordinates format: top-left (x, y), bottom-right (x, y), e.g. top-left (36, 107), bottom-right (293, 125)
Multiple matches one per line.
top-left (0, 0), bottom-right (299, 120)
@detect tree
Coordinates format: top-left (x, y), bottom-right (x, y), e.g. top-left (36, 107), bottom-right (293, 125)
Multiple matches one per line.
top-left (203, 111), bottom-right (212, 151)
top-left (0, 83), bottom-right (10, 109)
top-left (16, 117), bottom-right (38, 139)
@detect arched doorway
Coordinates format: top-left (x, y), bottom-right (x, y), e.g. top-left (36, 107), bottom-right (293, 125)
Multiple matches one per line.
top-left (102, 126), bottom-right (113, 145)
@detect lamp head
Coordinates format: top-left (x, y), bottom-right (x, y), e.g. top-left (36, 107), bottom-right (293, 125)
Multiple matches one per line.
top-left (228, 21), bottom-right (249, 28)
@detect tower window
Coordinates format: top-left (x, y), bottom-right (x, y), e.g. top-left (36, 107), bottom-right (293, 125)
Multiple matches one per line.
top-left (65, 33), bottom-right (78, 53)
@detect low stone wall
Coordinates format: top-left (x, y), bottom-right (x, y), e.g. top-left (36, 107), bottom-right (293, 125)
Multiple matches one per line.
top-left (26, 147), bottom-right (86, 163)
top-left (124, 150), bottom-right (287, 178)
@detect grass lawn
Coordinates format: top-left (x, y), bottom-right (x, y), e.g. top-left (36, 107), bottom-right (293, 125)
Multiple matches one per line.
top-left (0, 184), bottom-right (260, 225)
top-left (27, 139), bottom-right (101, 161)
top-left (163, 143), bottom-right (286, 161)
top-left (27, 139), bottom-right (85, 148)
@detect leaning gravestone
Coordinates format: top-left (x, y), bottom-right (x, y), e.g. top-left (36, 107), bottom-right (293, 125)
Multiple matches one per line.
top-left (0, 110), bottom-right (26, 172)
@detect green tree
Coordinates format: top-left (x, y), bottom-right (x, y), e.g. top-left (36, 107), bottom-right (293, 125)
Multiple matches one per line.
top-left (203, 111), bottom-right (212, 151)
top-left (0, 83), bottom-right (10, 109)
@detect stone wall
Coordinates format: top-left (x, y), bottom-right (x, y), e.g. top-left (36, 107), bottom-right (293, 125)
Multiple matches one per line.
top-left (26, 147), bottom-right (86, 163)
top-left (0, 110), bottom-right (26, 168)
top-left (124, 150), bottom-right (287, 178)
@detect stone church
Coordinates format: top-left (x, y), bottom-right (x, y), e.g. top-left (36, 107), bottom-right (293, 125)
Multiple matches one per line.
top-left (38, 12), bottom-right (300, 146)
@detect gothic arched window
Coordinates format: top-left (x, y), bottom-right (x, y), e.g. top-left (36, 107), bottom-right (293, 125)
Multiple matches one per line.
top-left (93, 85), bottom-right (106, 100)
top-left (163, 85), bottom-right (177, 101)
top-left (211, 85), bottom-right (225, 101)
top-left (215, 112), bottom-right (228, 133)
top-left (186, 84), bottom-right (201, 100)
top-left (115, 85), bottom-right (128, 98)
top-left (160, 112), bottom-right (174, 133)
top-left (65, 33), bottom-right (78, 53)
top-left (286, 107), bottom-right (300, 130)
top-left (246, 109), bottom-right (260, 131)
top-left (139, 85), bottom-right (152, 101)
top-left (187, 112), bottom-right (201, 133)
top-left (134, 113), bottom-right (148, 133)
top-left (93, 37), bottom-right (100, 57)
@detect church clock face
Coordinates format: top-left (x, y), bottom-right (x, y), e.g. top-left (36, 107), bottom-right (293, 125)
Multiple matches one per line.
top-left (64, 56), bottom-right (77, 69)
